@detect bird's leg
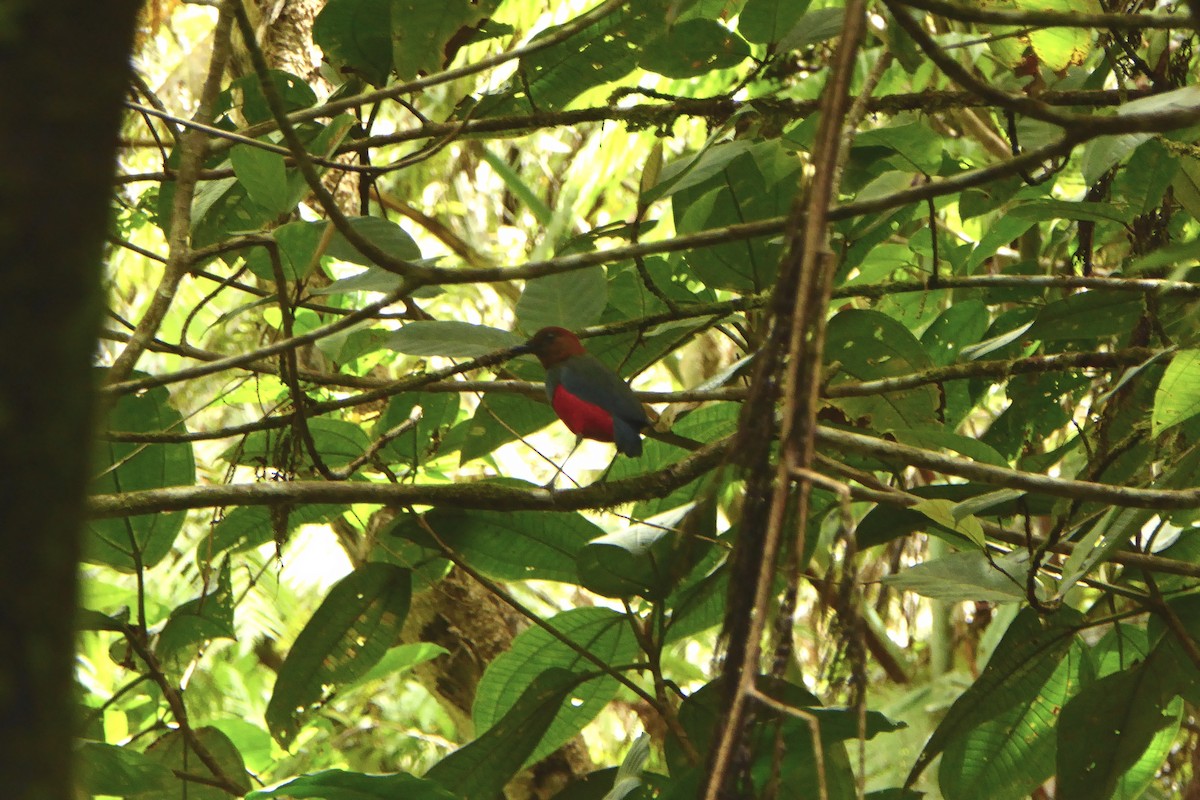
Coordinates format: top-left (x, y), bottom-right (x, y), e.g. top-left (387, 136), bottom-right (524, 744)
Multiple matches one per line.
top-left (544, 436), bottom-right (582, 489)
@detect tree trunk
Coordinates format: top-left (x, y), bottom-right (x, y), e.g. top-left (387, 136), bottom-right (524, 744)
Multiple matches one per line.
top-left (0, 3), bottom-right (140, 799)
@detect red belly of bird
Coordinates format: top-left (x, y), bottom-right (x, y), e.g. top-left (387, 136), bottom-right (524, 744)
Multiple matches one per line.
top-left (552, 385), bottom-right (615, 442)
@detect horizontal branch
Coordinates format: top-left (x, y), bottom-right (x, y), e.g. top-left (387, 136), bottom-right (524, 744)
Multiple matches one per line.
top-left (101, 347), bottom-right (1162, 444)
top-left (893, 0), bottom-right (1191, 29)
top-left (817, 427), bottom-right (1200, 510)
top-left (87, 436), bottom-right (733, 519)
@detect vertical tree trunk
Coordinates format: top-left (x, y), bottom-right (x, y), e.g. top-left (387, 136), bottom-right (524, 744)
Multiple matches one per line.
top-left (0, 3), bottom-right (140, 798)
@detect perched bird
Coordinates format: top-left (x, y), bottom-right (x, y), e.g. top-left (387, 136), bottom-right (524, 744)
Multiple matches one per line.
top-left (519, 326), bottom-right (651, 457)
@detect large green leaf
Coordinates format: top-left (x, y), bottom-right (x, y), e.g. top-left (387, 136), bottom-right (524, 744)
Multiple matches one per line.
top-left (395, 507), bottom-right (602, 584)
top-left (577, 502), bottom-right (714, 600)
top-left (1152, 348), bottom-right (1200, 437)
top-left (882, 549), bottom-right (1028, 604)
top-left (516, 266), bottom-right (608, 333)
top-left (143, 727), bottom-right (251, 799)
top-left (373, 391), bottom-right (460, 465)
top-left (672, 140), bottom-right (801, 292)
top-left (473, 2), bottom-right (669, 116)
top-left (229, 144), bottom-right (290, 215)
top-left (667, 678), bottom-right (902, 798)
top-left (199, 503), bottom-right (345, 558)
top-left (907, 608), bottom-right (1085, 790)
top-left (390, 1), bottom-right (502, 80)
top-left (448, 389), bottom-right (559, 465)
top-left (250, 769), bottom-right (457, 800)
top-left (88, 382), bottom-right (195, 572)
top-left (225, 418), bottom-right (372, 471)
top-left (473, 608), bottom-right (638, 766)
top-left (156, 555), bottom-right (236, 668)
top-left (382, 320), bottom-right (523, 357)
top-left (313, 0), bottom-right (393, 85)
top-left (77, 741), bottom-right (175, 797)
top-left (1025, 290), bottom-right (1144, 342)
top-left (738, 0), bottom-right (813, 44)
top-left (638, 18), bottom-right (749, 78)
top-left (429, 668), bottom-right (589, 799)
top-left (1057, 662), bottom-right (1181, 800)
top-left (824, 308), bottom-right (940, 429)
top-left (266, 564), bottom-right (412, 747)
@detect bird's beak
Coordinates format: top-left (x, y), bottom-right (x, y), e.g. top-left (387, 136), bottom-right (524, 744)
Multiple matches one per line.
top-left (512, 341), bottom-right (533, 355)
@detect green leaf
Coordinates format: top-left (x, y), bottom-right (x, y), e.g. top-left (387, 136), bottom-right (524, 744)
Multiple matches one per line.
top-left (396, 507), bottom-right (601, 584)
top-left (1008, 198), bottom-right (1130, 224)
top-left (77, 741), bottom-right (175, 796)
top-left (824, 308), bottom-right (940, 429)
top-left (672, 140), bottom-right (800, 292)
top-left (326, 216), bottom-right (422, 266)
top-left (452, 390), bottom-right (559, 465)
top-left (908, 607), bottom-right (1085, 790)
top-left (1080, 134), bottom-right (1154, 185)
top-left (665, 565), bottom-right (728, 643)
top-left (882, 548), bottom-right (1027, 603)
top-left (939, 638), bottom-right (1089, 800)
top-left (374, 391), bottom-right (460, 465)
top-left (266, 564), bottom-right (412, 747)
top-left (1057, 664), bottom-right (1181, 800)
top-left (778, 6), bottom-right (846, 50)
top-left (964, 214), bottom-right (1036, 273)
top-left (429, 668), bottom-right (590, 799)
top-left (668, 678), bottom-right (899, 796)
top-left (516, 266), bottom-right (608, 333)
top-left (890, 427), bottom-right (1007, 469)
top-left (920, 302), bottom-right (990, 367)
top-left (351, 642), bottom-right (450, 688)
top-left (220, 70), bottom-right (317, 127)
top-left (390, 1), bottom-right (501, 80)
top-left (229, 143), bottom-right (290, 215)
top-left (738, 0), bottom-right (813, 44)
top-left (225, 418), bottom-right (371, 470)
top-left (1171, 155), bottom-right (1200, 223)
top-left (638, 19), bottom-right (749, 78)
top-left (88, 381), bottom-right (194, 572)
top-left (648, 139), bottom-right (756, 205)
top-left (1025, 0), bottom-right (1096, 70)
top-left (250, 769), bottom-right (457, 800)
top-left (474, 4), bottom-right (667, 116)
top-left (313, 0), bottom-right (393, 86)
top-left (156, 555), bottom-right (236, 667)
top-left (382, 320), bottom-right (524, 357)
top-left (244, 219), bottom-right (326, 281)
top-left (473, 608), bottom-right (639, 766)
top-left (1152, 349), bottom-right (1200, 437)
top-left (578, 502), bottom-right (713, 599)
top-left (479, 146), bottom-right (554, 226)
top-left (1026, 290), bottom-right (1144, 342)
top-left (200, 504), bottom-right (345, 557)
top-left (143, 727), bottom-right (251, 798)
top-left (1057, 507), bottom-right (1157, 600)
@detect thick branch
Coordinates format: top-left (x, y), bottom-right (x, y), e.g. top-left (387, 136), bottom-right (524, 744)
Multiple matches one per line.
top-left (88, 437), bottom-right (732, 519)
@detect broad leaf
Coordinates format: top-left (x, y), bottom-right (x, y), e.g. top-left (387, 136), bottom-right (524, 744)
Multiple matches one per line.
top-left (266, 564), bottom-right (412, 747)
top-left (89, 381), bottom-right (194, 572)
top-left (473, 608), bottom-right (638, 766)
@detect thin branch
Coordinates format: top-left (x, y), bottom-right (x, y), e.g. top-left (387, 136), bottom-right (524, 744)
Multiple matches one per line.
top-left (88, 435), bottom-right (733, 519)
top-left (893, 0), bottom-right (1190, 30)
top-left (105, 0), bottom-right (237, 385)
top-left (816, 427), bottom-right (1200, 510)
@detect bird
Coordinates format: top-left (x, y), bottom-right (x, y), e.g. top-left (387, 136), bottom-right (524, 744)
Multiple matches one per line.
top-left (519, 326), bottom-right (651, 457)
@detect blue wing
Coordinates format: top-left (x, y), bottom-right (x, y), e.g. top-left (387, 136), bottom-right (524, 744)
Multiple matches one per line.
top-left (555, 355), bottom-right (648, 456)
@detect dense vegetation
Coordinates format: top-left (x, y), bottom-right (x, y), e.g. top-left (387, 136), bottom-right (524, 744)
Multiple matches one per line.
top-left (65, 0), bottom-right (1200, 797)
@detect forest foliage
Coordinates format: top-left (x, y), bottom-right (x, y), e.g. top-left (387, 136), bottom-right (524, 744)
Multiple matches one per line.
top-left (83, 0), bottom-right (1200, 798)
